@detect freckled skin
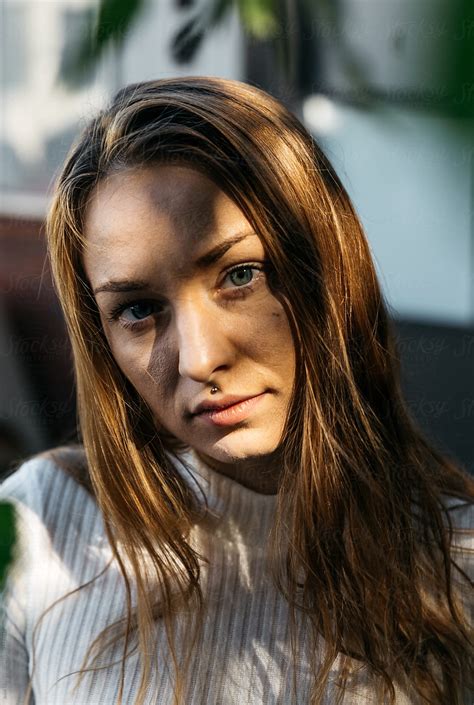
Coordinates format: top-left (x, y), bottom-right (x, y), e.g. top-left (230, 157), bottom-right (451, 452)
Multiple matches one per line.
top-left (82, 165), bottom-right (296, 493)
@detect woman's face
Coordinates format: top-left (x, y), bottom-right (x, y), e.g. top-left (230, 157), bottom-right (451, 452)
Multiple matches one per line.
top-left (83, 165), bottom-right (295, 489)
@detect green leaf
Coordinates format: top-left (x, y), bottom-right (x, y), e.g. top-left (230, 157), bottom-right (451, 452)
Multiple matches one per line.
top-left (61, 0), bottom-right (147, 85)
top-left (237, 0), bottom-right (278, 40)
top-left (0, 502), bottom-right (16, 592)
top-left (171, 0), bottom-right (280, 64)
top-left (171, 0), bottom-right (232, 64)
top-left (93, 0), bottom-right (146, 47)
top-left (171, 16), bottom-right (206, 64)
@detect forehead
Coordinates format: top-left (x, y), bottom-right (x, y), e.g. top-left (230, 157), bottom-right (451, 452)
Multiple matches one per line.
top-left (82, 165), bottom-right (253, 283)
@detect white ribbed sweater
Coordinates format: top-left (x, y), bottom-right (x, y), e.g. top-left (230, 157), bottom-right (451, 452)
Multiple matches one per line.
top-left (0, 449), bottom-right (472, 705)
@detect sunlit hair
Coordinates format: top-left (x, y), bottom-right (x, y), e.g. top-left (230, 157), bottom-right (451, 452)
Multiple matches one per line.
top-left (41, 76), bottom-right (473, 705)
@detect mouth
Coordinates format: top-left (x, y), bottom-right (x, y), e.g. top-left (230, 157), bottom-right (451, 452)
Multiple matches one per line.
top-left (193, 392), bottom-right (267, 427)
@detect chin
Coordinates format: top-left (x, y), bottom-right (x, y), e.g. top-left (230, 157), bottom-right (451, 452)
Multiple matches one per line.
top-left (199, 430), bottom-right (281, 463)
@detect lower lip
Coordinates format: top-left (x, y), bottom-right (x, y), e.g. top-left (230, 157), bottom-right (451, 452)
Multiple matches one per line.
top-left (195, 393), bottom-right (267, 426)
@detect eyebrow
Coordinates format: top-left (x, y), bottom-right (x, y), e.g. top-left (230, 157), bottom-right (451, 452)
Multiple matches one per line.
top-left (93, 231), bottom-right (258, 295)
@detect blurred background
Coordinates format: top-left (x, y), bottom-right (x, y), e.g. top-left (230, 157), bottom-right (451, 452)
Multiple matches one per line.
top-left (0, 0), bottom-right (473, 479)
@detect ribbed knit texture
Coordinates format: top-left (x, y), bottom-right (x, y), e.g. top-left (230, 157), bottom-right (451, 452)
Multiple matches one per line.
top-left (0, 449), bottom-right (472, 705)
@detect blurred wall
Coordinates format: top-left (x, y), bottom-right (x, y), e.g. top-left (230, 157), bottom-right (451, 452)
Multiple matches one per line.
top-left (308, 103), bottom-right (473, 326)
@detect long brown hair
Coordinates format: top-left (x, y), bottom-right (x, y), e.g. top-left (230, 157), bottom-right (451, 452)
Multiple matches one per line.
top-left (44, 76), bottom-right (473, 705)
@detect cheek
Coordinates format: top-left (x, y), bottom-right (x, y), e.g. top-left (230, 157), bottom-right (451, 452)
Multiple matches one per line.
top-left (106, 333), bottom-right (177, 406)
top-left (249, 301), bottom-right (295, 365)
top-left (146, 341), bottom-right (178, 398)
top-left (273, 311), bottom-right (296, 371)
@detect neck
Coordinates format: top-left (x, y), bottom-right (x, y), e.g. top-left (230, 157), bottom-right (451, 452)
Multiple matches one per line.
top-left (194, 448), bottom-right (283, 494)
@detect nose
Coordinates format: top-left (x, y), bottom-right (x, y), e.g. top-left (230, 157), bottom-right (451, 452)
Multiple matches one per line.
top-left (175, 298), bottom-right (234, 382)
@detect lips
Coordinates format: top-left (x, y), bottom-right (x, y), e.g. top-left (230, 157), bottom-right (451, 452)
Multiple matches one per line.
top-left (191, 394), bottom-right (259, 416)
top-left (193, 393), bottom-right (267, 426)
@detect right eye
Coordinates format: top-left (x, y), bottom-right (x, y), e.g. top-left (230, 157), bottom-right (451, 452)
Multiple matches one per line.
top-left (106, 299), bottom-right (163, 330)
top-left (122, 301), bottom-right (157, 320)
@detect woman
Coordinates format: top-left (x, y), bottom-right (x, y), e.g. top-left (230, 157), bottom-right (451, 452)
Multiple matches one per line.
top-left (0, 76), bottom-right (472, 705)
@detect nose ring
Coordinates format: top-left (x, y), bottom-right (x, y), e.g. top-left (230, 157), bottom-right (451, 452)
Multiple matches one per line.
top-left (210, 385), bottom-right (219, 395)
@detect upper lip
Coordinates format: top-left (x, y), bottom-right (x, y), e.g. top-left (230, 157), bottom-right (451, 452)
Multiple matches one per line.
top-left (190, 393), bottom-right (262, 416)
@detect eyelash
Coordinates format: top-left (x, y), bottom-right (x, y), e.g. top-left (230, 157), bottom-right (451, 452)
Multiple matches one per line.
top-left (105, 262), bottom-right (269, 331)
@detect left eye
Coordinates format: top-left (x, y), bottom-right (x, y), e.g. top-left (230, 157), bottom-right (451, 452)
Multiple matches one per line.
top-left (223, 266), bottom-right (257, 288)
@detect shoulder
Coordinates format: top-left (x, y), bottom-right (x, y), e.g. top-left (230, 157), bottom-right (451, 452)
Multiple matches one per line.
top-left (442, 494), bottom-right (474, 532)
top-left (441, 494), bottom-right (474, 581)
top-left (0, 443), bottom-right (91, 504)
top-left (0, 448), bottom-right (108, 637)
top-left (0, 445), bottom-right (102, 555)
